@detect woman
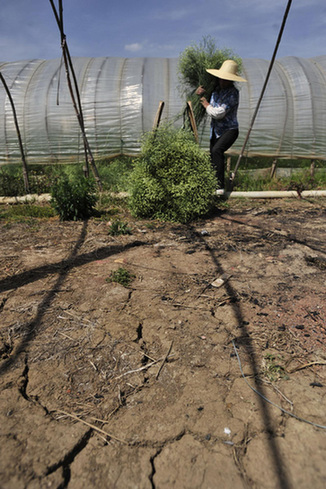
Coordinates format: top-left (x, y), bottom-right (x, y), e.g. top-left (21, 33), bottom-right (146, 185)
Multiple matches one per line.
top-left (196, 60), bottom-right (247, 195)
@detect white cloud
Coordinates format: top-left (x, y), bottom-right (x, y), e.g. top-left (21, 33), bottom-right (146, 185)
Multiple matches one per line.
top-left (155, 8), bottom-right (193, 21)
top-left (125, 43), bottom-right (143, 53)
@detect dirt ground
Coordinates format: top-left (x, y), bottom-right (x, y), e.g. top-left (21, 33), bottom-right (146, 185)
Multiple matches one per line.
top-left (0, 197), bottom-right (326, 489)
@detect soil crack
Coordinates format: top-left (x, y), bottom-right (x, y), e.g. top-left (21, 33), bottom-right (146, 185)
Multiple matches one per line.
top-left (46, 429), bottom-right (92, 487)
top-left (149, 448), bottom-right (162, 489)
top-left (17, 355), bottom-right (29, 401)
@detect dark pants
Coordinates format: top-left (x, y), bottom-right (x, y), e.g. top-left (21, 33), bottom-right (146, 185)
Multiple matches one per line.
top-left (210, 129), bottom-right (239, 188)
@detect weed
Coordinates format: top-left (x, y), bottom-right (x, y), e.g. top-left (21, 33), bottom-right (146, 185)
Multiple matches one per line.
top-left (263, 353), bottom-right (288, 382)
top-left (106, 267), bottom-right (135, 287)
top-left (108, 219), bottom-right (132, 236)
top-left (50, 175), bottom-right (98, 221)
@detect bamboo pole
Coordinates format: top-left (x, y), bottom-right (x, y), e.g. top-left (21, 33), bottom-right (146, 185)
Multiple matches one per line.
top-left (229, 0), bottom-right (293, 189)
top-left (0, 72), bottom-right (30, 193)
top-left (49, 0), bottom-right (103, 190)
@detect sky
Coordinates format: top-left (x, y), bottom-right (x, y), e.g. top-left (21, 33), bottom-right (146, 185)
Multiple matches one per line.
top-left (1, 0), bottom-right (326, 63)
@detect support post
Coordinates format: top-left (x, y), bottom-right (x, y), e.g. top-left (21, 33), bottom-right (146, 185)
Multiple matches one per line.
top-left (186, 101), bottom-right (198, 143)
top-left (153, 101), bottom-right (165, 130)
top-left (310, 159), bottom-right (315, 177)
top-left (226, 156), bottom-right (232, 175)
top-left (270, 159), bottom-right (278, 178)
top-left (0, 72), bottom-right (30, 193)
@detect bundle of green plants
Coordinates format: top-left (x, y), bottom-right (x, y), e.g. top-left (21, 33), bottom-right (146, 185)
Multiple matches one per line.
top-left (50, 174), bottom-right (98, 221)
top-left (128, 125), bottom-right (217, 223)
top-left (178, 36), bottom-right (242, 127)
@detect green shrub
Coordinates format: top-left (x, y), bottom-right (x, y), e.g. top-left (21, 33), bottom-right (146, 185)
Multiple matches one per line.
top-left (50, 175), bottom-right (98, 221)
top-left (128, 126), bottom-right (217, 223)
top-left (97, 156), bottom-right (134, 192)
top-left (0, 168), bottom-right (25, 196)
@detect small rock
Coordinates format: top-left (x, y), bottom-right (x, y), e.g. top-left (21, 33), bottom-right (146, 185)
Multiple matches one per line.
top-left (295, 325), bottom-right (305, 330)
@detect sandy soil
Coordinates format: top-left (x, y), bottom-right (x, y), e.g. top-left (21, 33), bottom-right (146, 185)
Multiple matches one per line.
top-left (0, 197), bottom-right (326, 489)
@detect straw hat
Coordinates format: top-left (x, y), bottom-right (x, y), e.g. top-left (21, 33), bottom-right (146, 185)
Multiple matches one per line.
top-left (206, 60), bottom-right (247, 82)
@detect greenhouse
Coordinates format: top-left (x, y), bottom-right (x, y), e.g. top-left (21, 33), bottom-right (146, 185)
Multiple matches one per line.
top-left (0, 55), bottom-right (326, 165)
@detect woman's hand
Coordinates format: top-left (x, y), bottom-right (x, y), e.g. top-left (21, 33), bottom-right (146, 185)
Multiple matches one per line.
top-left (195, 86), bottom-right (206, 96)
top-left (200, 97), bottom-right (209, 109)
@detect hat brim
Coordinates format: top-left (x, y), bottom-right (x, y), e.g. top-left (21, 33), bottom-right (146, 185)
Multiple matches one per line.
top-left (206, 68), bottom-right (247, 83)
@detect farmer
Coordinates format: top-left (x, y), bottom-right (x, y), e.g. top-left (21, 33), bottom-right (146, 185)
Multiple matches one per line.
top-left (196, 60), bottom-right (247, 195)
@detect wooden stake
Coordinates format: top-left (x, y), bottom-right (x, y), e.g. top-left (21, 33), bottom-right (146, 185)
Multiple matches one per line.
top-left (153, 101), bottom-right (165, 130)
top-left (0, 72), bottom-right (30, 193)
top-left (270, 159), bottom-right (278, 178)
top-left (186, 101), bottom-right (199, 143)
top-left (226, 156), bottom-right (232, 175)
top-left (310, 159), bottom-right (315, 177)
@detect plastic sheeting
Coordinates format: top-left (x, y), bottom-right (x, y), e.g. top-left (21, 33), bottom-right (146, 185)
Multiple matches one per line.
top-left (0, 55), bottom-right (326, 165)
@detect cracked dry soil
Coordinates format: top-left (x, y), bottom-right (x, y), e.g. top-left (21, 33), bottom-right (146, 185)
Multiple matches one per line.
top-left (1, 198), bottom-right (326, 489)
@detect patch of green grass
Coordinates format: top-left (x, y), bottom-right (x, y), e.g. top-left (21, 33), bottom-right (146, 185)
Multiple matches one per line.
top-left (106, 267), bottom-right (135, 287)
top-left (234, 168), bottom-right (326, 192)
top-left (8, 203), bottom-right (56, 218)
top-left (0, 203), bottom-right (56, 223)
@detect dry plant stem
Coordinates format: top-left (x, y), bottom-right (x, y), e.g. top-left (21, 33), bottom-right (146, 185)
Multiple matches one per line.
top-left (114, 358), bottom-right (161, 380)
top-left (156, 341), bottom-right (174, 380)
top-left (262, 380), bottom-right (294, 408)
top-left (288, 361), bottom-right (326, 374)
top-left (56, 331), bottom-right (75, 341)
top-left (55, 409), bottom-right (128, 444)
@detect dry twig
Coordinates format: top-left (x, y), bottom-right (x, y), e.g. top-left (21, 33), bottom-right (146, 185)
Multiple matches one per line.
top-left (55, 409), bottom-right (128, 444)
top-left (288, 361), bottom-right (326, 374)
top-left (156, 341), bottom-right (174, 380)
